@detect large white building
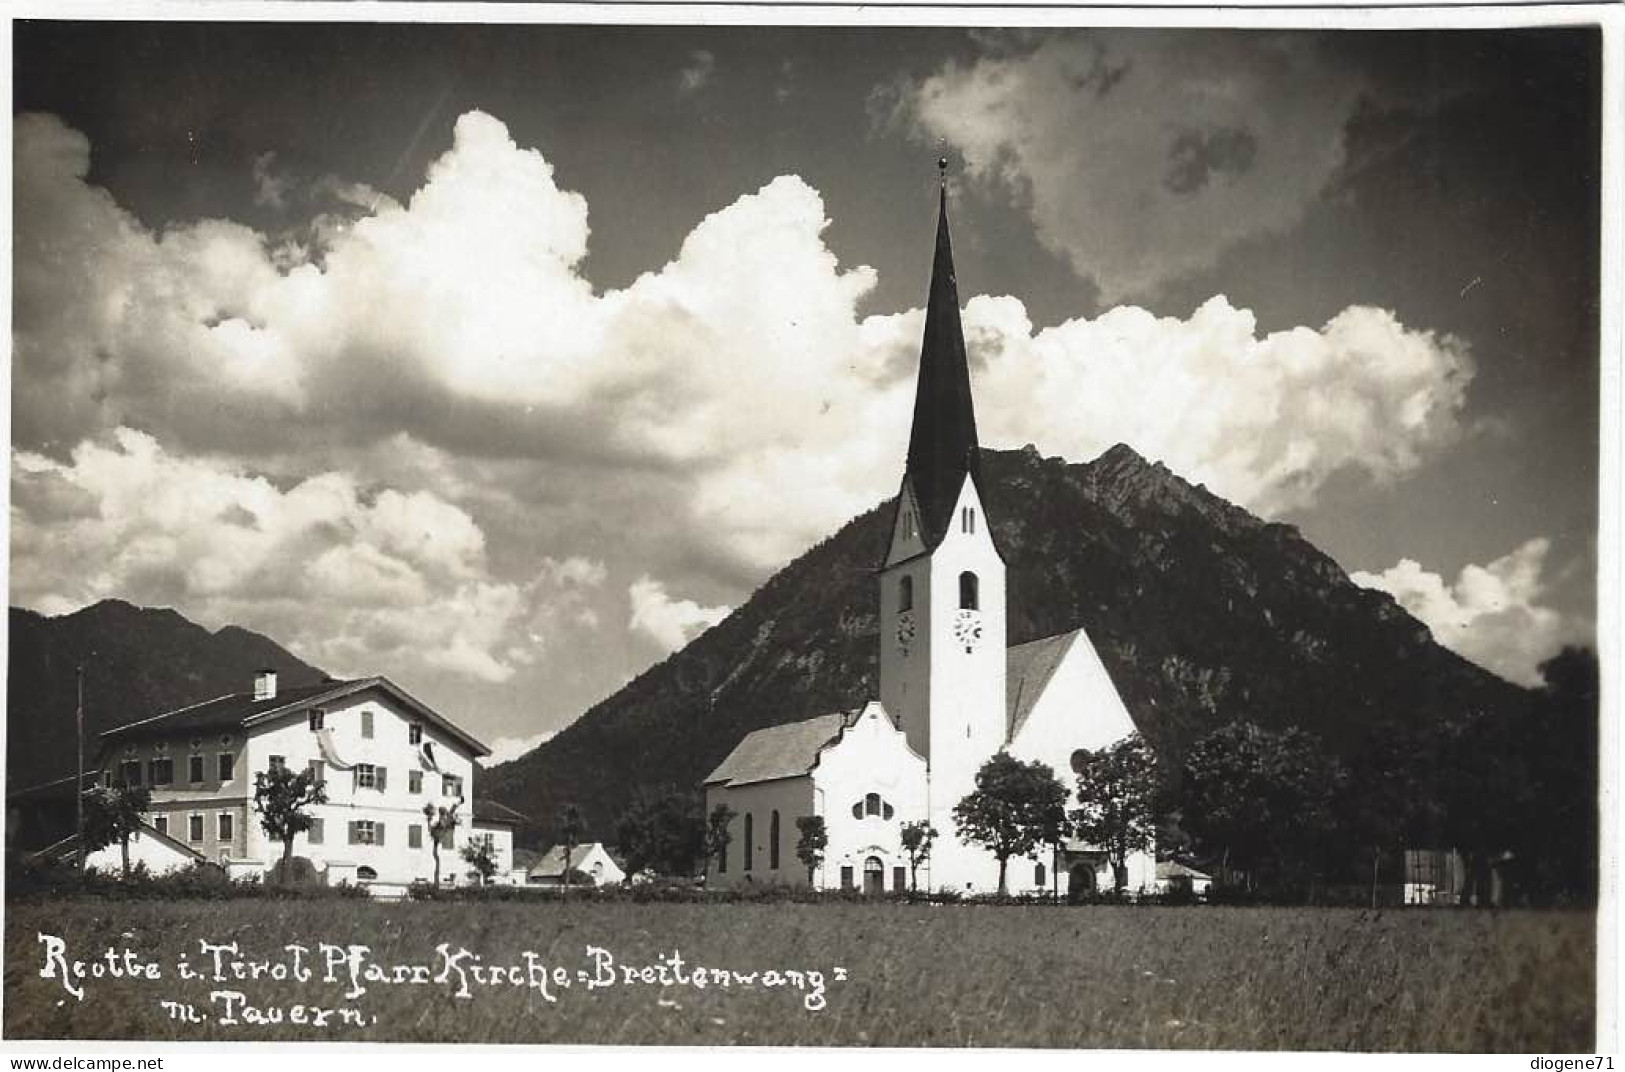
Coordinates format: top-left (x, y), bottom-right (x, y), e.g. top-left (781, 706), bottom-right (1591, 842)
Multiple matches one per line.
top-left (705, 178), bottom-right (1154, 896)
top-left (93, 671), bottom-right (520, 892)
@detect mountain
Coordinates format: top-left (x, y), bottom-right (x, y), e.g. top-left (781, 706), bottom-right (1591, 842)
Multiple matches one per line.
top-left (481, 444), bottom-right (1531, 844)
top-left (6, 599), bottom-right (326, 788)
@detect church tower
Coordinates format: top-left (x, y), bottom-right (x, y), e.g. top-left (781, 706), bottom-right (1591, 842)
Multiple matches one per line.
top-left (879, 164), bottom-right (1007, 887)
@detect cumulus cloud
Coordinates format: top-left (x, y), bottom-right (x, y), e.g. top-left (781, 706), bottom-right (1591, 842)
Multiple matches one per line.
top-left (967, 295), bottom-right (1472, 514)
top-left (679, 49), bottom-right (716, 94)
top-left (1351, 539), bottom-right (1581, 686)
top-left (11, 107), bottom-right (1480, 724)
top-left (480, 729), bottom-right (558, 767)
top-left (628, 577), bottom-right (731, 653)
top-left (8, 428), bottom-right (586, 684)
top-left (895, 31), bottom-right (1367, 300)
top-left (252, 151), bottom-right (291, 209)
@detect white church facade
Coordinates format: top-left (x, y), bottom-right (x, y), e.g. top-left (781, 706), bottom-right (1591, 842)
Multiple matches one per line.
top-left (705, 177), bottom-right (1155, 896)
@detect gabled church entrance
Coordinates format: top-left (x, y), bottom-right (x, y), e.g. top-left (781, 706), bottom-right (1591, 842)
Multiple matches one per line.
top-left (864, 855), bottom-right (885, 896)
top-left (1068, 863), bottom-right (1098, 901)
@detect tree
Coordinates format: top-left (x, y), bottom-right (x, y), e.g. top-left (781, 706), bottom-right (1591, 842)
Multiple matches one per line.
top-left (1179, 722), bottom-right (1343, 894)
top-left (423, 802), bottom-right (460, 887)
top-left (82, 784), bottom-right (152, 879)
top-left (795, 815), bottom-right (828, 886)
top-left (253, 765), bottom-right (328, 874)
top-left (1336, 721), bottom-right (1425, 908)
top-left (952, 753), bottom-right (1068, 894)
top-left (613, 789), bottom-right (706, 879)
top-left (558, 804), bottom-right (585, 892)
top-left (460, 837), bottom-right (499, 886)
top-left (704, 802), bottom-right (736, 877)
top-left (1511, 647), bottom-right (1599, 903)
top-left (899, 820), bottom-right (937, 892)
top-left (1070, 733), bottom-right (1159, 893)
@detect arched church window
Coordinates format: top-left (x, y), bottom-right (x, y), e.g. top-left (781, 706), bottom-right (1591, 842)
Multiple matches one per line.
top-left (744, 813), bottom-right (754, 872)
top-left (854, 793), bottom-right (896, 820)
top-left (770, 811), bottom-right (780, 870)
top-left (959, 571), bottom-right (979, 611)
top-left (899, 575), bottom-right (913, 613)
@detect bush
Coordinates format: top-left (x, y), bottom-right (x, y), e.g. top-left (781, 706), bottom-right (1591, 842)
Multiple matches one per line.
top-left (4, 855), bottom-right (367, 902)
top-left (266, 856), bottom-right (322, 887)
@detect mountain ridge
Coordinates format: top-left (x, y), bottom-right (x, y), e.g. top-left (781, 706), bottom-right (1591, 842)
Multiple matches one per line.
top-left (481, 443), bottom-right (1529, 843)
top-left (6, 598), bottom-right (327, 790)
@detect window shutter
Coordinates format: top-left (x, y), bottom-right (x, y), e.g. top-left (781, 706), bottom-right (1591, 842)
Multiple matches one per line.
top-left (376, 822), bottom-right (386, 847)
top-left (352, 768), bottom-right (359, 793)
top-left (349, 821), bottom-right (359, 845)
top-left (376, 767), bottom-right (387, 792)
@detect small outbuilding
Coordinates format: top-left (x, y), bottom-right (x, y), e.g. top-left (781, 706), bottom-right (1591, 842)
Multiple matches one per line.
top-left (526, 842), bottom-right (626, 887)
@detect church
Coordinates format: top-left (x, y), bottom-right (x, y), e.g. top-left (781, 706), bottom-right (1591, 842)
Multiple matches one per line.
top-left (703, 172), bottom-right (1155, 896)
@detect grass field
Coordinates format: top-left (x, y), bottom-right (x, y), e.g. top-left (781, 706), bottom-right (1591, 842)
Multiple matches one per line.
top-left (3, 897), bottom-right (1595, 1049)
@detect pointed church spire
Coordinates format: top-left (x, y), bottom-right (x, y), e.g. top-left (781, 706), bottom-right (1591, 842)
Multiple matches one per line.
top-left (904, 158), bottom-right (982, 548)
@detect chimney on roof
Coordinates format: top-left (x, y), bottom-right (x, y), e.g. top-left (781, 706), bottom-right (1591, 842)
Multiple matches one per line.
top-left (254, 669), bottom-right (278, 702)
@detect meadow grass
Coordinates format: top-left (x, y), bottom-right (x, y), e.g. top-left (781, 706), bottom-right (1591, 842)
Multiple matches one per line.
top-left (3, 897), bottom-right (1594, 1050)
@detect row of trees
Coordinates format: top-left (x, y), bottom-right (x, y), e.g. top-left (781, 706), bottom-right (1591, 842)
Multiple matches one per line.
top-left (83, 644), bottom-right (1581, 900)
top-left (602, 646), bottom-right (1596, 903)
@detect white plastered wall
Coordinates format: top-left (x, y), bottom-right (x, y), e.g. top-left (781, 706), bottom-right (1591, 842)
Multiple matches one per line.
top-left (243, 687), bottom-right (479, 886)
top-left (1006, 629), bottom-right (1156, 894)
top-left (810, 701), bottom-right (928, 892)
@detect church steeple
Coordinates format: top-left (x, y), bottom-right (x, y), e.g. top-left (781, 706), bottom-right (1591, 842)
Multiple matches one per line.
top-left (903, 162), bottom-right (982, 550)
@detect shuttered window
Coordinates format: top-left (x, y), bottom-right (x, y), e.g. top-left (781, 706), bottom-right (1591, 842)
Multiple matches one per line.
top-left (361, 710), bottom-right (374, 738)
top-left (308, 818), bottom-right (324, 845)
top-left (409, 825), bottom-right (423, 849)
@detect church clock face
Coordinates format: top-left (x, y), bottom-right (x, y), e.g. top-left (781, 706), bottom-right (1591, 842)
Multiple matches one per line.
top-left (953, 609), bottom-right (983, 652)
top-left (895, 610), bottom-right (917, 656)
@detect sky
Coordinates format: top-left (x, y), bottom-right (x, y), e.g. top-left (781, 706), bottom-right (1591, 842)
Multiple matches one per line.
top-left (9, 19), bottom-right (1605, 762)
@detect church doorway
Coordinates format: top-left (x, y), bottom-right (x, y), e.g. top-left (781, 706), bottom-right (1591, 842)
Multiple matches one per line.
top-left (1068, 863), bottom-right (1098, 902)
top-left (863, 856), bottom-right (885, 896)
